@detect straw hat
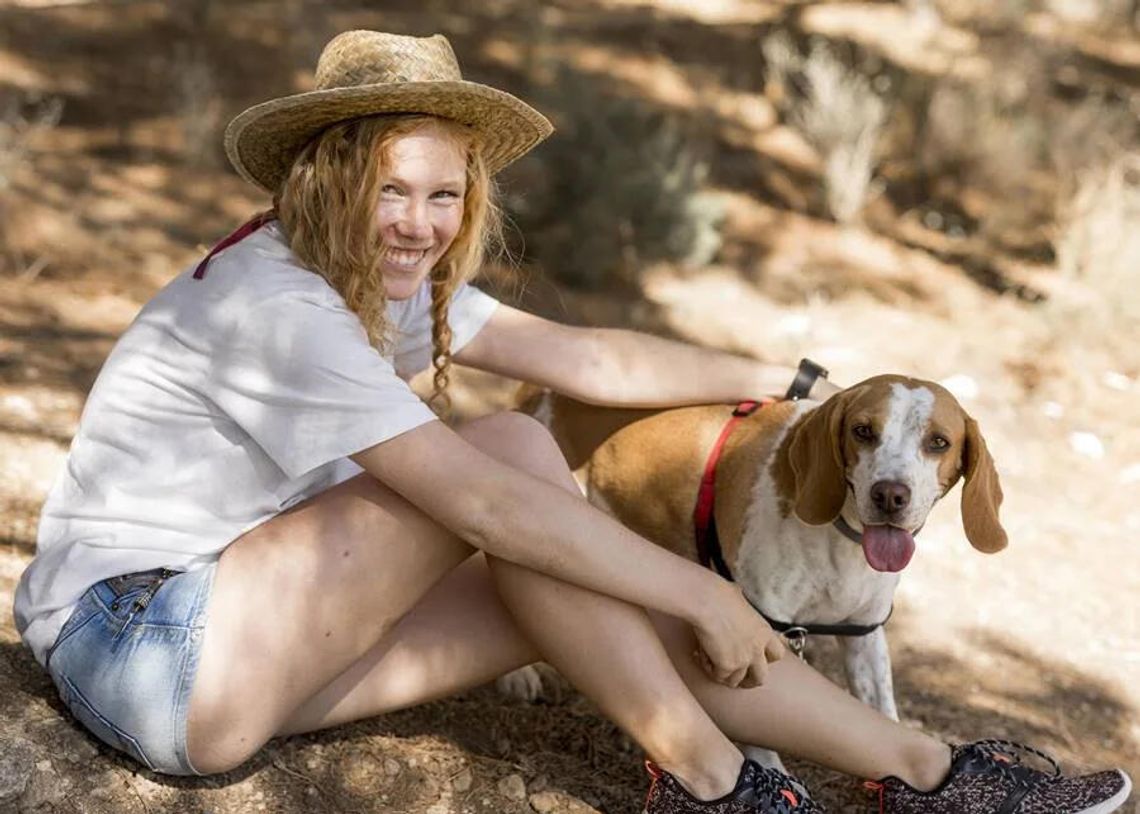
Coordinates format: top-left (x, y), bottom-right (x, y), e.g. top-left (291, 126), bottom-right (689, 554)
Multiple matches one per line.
top-left (224, 30), bottom-right (554, 193)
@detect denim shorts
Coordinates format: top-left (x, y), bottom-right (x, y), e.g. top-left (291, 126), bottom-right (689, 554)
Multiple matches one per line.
top-left (45, 563), bottom-right (217, 776)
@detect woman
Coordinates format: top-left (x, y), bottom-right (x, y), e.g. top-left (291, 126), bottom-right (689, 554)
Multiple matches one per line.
top-left (13, 30), bottom-right (1131, 813)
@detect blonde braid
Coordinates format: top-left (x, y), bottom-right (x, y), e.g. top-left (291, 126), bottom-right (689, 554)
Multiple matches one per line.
top-left (427, 264), bottom-right (455, 417)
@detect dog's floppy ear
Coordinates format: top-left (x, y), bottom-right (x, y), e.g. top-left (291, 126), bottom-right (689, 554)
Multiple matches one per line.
top-left (961, 414), bottom-right (1007, 553)
top-left (787, 390), bottom-right (852, 525)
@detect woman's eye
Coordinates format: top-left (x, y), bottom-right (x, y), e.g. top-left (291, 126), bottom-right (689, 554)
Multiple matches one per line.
top-left (928, 435), bottom-right (950, 452)
top-left (380, 184), bottom-right (402, 195)
top-left (852, 424), bottom-right (876, 442)
top-left (432, 189), bottom-right (460, 200)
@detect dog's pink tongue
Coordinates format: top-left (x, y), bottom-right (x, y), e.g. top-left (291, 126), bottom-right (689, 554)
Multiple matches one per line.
top-left (861, 525), bottom-right (916, 572)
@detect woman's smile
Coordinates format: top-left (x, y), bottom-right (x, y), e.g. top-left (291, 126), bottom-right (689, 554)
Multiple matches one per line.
top-left (375, 129), bottom-right (467, 299)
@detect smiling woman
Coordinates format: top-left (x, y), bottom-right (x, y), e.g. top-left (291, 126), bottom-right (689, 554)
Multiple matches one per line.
top-left (275, 113), bottom-right (497, 411)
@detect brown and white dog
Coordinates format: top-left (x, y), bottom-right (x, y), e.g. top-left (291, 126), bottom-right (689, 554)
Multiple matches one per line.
top-left (504, 375), bottom-right (1007, 743)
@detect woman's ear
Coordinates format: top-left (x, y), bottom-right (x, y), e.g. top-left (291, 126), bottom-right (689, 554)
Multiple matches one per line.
top-left (961, 414), bottom-right (1008, 553)
top-left (787, 391), bottom-right (851, 525)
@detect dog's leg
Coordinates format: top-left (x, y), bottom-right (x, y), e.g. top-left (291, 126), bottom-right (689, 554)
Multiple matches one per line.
top-left (842, 628), bottom-right (899, 721)
top-left (496, 665), bottom-right (544, 702)
top-left (738, 744), bottom-right (788, 774)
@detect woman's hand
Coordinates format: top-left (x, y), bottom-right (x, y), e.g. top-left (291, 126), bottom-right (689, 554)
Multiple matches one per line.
top-left (691, 578), bottom-right (785, 688)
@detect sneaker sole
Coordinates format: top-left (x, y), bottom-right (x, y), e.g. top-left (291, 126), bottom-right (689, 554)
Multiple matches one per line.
top-left (644, 771), bottom-right (1134, 814)
top-left (1073, 770), bottom-right (1132, 814)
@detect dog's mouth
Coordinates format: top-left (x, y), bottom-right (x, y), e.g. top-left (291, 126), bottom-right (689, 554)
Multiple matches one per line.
top-left (861, 524), bottom-right (916, 572)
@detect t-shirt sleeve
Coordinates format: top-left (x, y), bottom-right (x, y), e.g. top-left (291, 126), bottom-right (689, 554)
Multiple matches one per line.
top-left (208, 288), bottom-right (437, 479)
top-left (392, 281), bottom-right (500, 380)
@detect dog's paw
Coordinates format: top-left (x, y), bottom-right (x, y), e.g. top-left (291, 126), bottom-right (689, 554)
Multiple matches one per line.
top-left (738, 744), bottom-right (787, 775)
top-left (496, 665), bottom-right (544, 702)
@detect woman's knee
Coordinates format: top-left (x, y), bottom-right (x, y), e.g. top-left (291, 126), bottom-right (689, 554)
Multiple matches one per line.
top-left (458, 411), bottom-right (572, 484)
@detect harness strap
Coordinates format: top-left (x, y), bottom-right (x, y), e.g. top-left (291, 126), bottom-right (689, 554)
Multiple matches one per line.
top-left (753, 603), bottom-right (894, 638)
top-left (693, 400), bottom-right (763, 576)
top-left (692, 399), bottom-right (892, 639)
top-left (192, 210), bottom-right (277, 280)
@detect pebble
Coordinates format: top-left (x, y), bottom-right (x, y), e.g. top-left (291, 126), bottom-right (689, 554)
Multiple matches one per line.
top-left (20, 765), bottom-right (66, 808)
top-left (1069, 431), bottom-right (1105, 460)
top-left (528, 790), bottom-right (599, 813)
top-left (939, 373), bottom-right (978, 401)
top-left (452, 767), bottom-right (474, 792)
top-left (498, 773), bottom-right (527, 800)
top-left (0, 737), bottom-right (34, 803)
top-left (383, 758), bottom-right (401, 776)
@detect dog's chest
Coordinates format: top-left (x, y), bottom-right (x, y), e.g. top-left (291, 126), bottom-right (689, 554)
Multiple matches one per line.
top-left (732, 475), bottom-right (898, 626)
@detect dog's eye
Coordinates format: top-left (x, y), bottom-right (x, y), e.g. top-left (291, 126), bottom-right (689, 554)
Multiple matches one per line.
top-left (852, 424), bottom-right (876, 442)
top-left (928, 435), bottom-right (950, 452)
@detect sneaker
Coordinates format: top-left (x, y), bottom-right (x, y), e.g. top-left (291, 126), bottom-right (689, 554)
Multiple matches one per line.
top-left (644, 758), bottom-right (825, 813)
top-left (864, 739), bottom-right (1132, 813)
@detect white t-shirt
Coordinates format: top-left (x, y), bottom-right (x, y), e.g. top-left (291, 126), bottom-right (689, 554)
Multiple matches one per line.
top-left (13, 222), bottom-right (499, 667)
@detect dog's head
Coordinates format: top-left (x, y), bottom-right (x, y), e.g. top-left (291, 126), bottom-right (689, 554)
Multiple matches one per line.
top-left (785, 374), bottom-right (1006, 572)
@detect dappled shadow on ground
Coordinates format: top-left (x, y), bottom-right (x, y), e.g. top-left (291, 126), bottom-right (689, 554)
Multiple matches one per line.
top-left (0, 0), bottom-right (1048, 308)
top-left (1, 591), bottom-right (1136, 813)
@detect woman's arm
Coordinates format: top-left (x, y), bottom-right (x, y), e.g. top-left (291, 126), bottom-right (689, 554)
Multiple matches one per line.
top-left (455, 304), bottom-right (839, 408)
top-left (351, 420), bottom-right (781, 685)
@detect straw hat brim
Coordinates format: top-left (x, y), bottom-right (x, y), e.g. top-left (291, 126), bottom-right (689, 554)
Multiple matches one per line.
top-left (225, 80), bottom-right (554, 193)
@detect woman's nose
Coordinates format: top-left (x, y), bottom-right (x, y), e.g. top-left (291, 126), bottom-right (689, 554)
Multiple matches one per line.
top-left (396, 200), bottom-right (432, 240)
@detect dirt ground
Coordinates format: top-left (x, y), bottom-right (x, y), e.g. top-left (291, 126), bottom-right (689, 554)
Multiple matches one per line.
top-left (0, 1), bottom-right (1137, 812)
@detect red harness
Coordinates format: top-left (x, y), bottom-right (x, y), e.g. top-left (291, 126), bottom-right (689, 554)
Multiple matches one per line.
top-left (692, 400), bottom-right (769, 577)
top-left (692, 398), bottom-right (894, 646)
top-left (192, 211), bottom-right (277, 280)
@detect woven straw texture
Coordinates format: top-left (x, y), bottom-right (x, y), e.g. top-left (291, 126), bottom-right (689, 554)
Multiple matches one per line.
top-left (224, 31), bottom-right (553, 193)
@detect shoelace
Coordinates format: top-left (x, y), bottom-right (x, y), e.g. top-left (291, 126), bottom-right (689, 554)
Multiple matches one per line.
top-left (862, 739), bottom-right (1062, 813)
top-left (743, 762), bottom-right (812, 812)
top-left (960, 739), bottom-right (1061, 789)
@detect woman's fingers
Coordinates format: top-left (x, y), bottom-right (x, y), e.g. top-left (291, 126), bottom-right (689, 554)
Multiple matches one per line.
top-left (765, 635), bottom-right (786, 663)
top-left (742, 659), bottom-right (768, 688)
top-left (724, 666), bottom-right (748, 688)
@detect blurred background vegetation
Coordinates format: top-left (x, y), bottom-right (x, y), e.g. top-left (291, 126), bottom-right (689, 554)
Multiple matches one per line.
top-left (1, 0), bottom-right (1136, 310)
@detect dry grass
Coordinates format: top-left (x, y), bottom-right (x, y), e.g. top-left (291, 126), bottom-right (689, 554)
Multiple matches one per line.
top-left (763, 34), bottom-right (887, 224)
top-left (1050, 152), bottom-right (1140, 350)
top-left (175, 43), bottom-right (224, 168)
top-left (0, 91), bottom-right (61, 193)
top-left (506, 66), bottom-right (725, 290)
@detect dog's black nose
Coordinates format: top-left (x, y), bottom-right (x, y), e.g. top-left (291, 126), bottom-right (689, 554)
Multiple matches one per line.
top-left (871, 480), bottom-right (911, 515)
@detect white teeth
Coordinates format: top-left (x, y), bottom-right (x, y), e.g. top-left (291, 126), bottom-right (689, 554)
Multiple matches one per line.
top-left (385, 248), bottom-right (427, 268)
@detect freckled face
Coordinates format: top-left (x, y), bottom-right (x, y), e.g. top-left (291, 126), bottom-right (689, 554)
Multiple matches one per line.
top-left (375, 130), bottom-right (467, 301)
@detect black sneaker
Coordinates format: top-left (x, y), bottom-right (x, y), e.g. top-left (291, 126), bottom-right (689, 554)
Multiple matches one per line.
top-left (644, 758), bottom-right (825, 813)
top-left (864, 739), bottom-right (1132, 813)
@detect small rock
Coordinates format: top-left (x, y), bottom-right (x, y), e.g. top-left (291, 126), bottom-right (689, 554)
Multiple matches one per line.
top-left (452, 767), bottom-right (474, 792)
top-left (939, 374), bottom-right (978, 401)
top-left (1118, 463), bottom-right (1140, 485)
top-left (528, 790), bottom-right (599, 813)
top-left (383, 758), bottom-right (401, 776)
top-left (1069, 431), bottom-right (1105, 460)
top-left (20, 764), bottom-right (67, 808)
top-left (1102, 370), bottom-right (1132, 391)
top-left (0, 737), bottom-right (34, 803)
top-left (498, 773), bottom-right (527, 801)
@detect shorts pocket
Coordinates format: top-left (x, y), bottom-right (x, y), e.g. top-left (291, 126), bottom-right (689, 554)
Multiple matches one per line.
top-left (44, 605), bottom-right (99, 671)
top-left (58, 673), bottom-right (156, 772)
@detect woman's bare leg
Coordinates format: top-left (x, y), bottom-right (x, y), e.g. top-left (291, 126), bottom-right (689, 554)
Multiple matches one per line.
top-left (186, 412), bottom-right (737, 794)
top-left (266, 413), bottom-right (950, 796)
